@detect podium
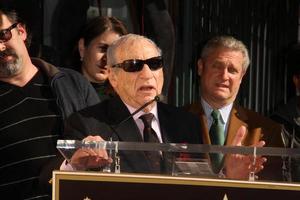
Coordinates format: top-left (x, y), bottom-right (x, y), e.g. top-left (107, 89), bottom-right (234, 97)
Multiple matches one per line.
top-left (54, 140), bottom-right (300, 200)
top-left (53, 171), bottom-right (300, 200)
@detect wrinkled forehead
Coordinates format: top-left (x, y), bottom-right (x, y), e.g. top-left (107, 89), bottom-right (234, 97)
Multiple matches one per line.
top-left (114, 39), bottom-right (160, 63)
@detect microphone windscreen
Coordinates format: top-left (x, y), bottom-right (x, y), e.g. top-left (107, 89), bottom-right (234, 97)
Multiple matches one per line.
top-left (154, 94), bottom-right (164, 102)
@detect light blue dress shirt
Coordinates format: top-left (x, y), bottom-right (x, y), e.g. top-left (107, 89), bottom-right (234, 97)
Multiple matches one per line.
top-left (201, 98), bottom-right (233, 137)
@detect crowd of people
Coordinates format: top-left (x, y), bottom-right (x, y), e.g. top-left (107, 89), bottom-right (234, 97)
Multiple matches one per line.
top-left (0, 4), bottom-right (299, 200)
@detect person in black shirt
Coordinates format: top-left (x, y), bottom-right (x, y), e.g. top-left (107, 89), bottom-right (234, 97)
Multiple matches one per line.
top-left (272, 44), bottom-right (300, 182)
top-left (0, 7), bottom-right (99, 199)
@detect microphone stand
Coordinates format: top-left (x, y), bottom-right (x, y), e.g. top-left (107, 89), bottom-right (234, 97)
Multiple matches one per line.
top-left (115, 95), bottom-right (160, 128)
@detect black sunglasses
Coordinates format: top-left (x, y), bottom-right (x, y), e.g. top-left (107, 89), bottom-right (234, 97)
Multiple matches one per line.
top-left (112, 56), bottom-right (163, 72)
top-left (0, 23), bottom-right (18, 42)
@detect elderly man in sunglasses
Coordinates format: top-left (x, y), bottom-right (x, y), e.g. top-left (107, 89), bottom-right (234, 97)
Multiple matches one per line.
top-left (63, 34), bottom-right (203, 173)
top-left (0, 7), bottom-right (99, 199)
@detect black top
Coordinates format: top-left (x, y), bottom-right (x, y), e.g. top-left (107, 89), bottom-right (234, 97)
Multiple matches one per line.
top-left (64, 96), bottom-right (203, 174)
top-left (0, 71), bottom-right (61, 199)
top-left (90, 80), bottom-right (116, 101)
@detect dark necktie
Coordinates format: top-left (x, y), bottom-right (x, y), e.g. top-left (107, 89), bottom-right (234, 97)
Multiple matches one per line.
top-left (139, 113), bottom-right (161, 173)
top-left (209, 110), bottom-right (225, 174)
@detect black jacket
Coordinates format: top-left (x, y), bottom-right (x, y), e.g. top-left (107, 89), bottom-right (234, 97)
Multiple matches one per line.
top-left (32, 58), bottom-right (100, 119)
top-left (272, 97), bottom-right (300, 143)
top-left (64, 96), bottom-right (202, 174)
top-left (31, 58), bottom-right (100, 194)
top-left (271, 96), bottom-right (300, 181)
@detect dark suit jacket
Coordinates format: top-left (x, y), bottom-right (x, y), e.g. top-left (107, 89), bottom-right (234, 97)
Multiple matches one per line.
top-left (64, 96), bottom-right (202, 174)
top-left (187, 102), bottom-right (285, 181)
top-left (271, 96), bottom-right (300, 181)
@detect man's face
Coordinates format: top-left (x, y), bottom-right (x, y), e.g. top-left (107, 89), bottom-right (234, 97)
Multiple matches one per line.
top-left (198, 47), bottom-right (246, 108)
top-left (0, 14), bottom-right (26, 79)
top-left (108, 39), bottom-right (163, 110)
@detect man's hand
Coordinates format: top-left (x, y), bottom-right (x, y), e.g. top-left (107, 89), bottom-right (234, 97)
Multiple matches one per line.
top-left (70, 135), bottom-right (113, 170)
top-left (224, 126), bottom-right (267, 180)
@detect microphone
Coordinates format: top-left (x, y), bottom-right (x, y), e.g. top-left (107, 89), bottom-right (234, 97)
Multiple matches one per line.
top-left (104, 95), bottom-right (162, 173)
top-left (113, 95), bottom-right (162, 128)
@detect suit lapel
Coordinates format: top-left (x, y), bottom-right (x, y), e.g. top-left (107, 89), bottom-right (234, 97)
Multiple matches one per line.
top-left (157, 103), bottom-right (170, 143)
top-left (189, 103), bottom-right (210, 144)
top-left (226, 105), bottom-right (248, 145)
top-left (198, 106), bottom-right (210, 144)
top-left (195, 103), bottom-right (263, 146)
top-left (195, 102), bottom-right (252, 146)
top-left (108, 96), bottom-right (143, 142)
top-left (107, 96), bottom-right (152, 172)
top-left (156, 103), bottom-right (176, 174)
top-left (226, 104), bottom-right (262, 146)
top-left (191, 102), bottom-right (249, 146)
top-left (227, 105), bottom-right (264, 146)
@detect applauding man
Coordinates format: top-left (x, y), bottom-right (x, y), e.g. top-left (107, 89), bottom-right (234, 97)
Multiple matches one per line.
top-left (187, 36), bottom-right (284, 180)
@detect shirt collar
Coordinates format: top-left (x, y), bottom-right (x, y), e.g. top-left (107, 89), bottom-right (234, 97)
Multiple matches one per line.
top-left (124, 101), bottom-right (158, 121)
top-left (201, 98), bottom-right (233, 124)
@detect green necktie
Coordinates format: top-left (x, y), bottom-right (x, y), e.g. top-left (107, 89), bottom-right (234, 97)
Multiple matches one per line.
top-left (209, 110), bottom-right (225, 173)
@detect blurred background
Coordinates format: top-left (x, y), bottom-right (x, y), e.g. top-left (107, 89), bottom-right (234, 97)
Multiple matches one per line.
top-left (4, 0), bottom-right (300, 116)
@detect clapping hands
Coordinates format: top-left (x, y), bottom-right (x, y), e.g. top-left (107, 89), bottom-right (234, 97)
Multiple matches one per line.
top-left (224, 126), bottom-right (267, 180)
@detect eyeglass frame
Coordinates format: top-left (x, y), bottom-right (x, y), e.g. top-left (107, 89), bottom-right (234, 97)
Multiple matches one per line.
top-left (0, 23), bottom-right (19, 42)
top-left (111, 56), bottom-right (163, 72)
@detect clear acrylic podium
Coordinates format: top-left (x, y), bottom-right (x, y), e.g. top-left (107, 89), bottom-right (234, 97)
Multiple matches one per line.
top-left (53, 140), bottom-right (300, 200)
top-left (56, 139), bottom-right (300, 181)
top-left (57, 140), bottom-right (217, 177)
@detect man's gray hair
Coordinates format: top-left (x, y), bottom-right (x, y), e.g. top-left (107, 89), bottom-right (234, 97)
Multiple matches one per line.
top-left (107, 33), bottom-right (162, 66)
top-left (201, 36), bottom-right (250, 72)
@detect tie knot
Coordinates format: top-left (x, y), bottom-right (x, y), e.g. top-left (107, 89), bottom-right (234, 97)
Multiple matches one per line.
top-left (211, 110), bottom-right (221, 121)
top-left (139, 113), bottom-right (154, 128)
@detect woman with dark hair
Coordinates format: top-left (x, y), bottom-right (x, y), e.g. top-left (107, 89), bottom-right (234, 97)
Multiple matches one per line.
top-left (76, 16), bottom-right (128, 100)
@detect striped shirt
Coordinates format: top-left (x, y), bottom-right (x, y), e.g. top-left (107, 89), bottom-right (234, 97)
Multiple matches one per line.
top-left (0, 70), bottom-right (62, 200)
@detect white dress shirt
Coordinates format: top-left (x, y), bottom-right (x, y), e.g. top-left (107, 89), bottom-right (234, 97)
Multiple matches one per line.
top-left (125, 102), bottom-right (163, 143)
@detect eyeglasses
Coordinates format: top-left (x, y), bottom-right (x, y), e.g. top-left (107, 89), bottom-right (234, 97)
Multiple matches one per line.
top-left (112, 56), bottom-right (163, 72)
top-left (0, 23), bottom-right (18, 42)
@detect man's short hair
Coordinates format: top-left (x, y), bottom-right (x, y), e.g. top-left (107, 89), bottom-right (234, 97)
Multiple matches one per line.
top-left (201, 35), bottom-right (250, 73)
top-left (107, 34), bottom-right (162, 66)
